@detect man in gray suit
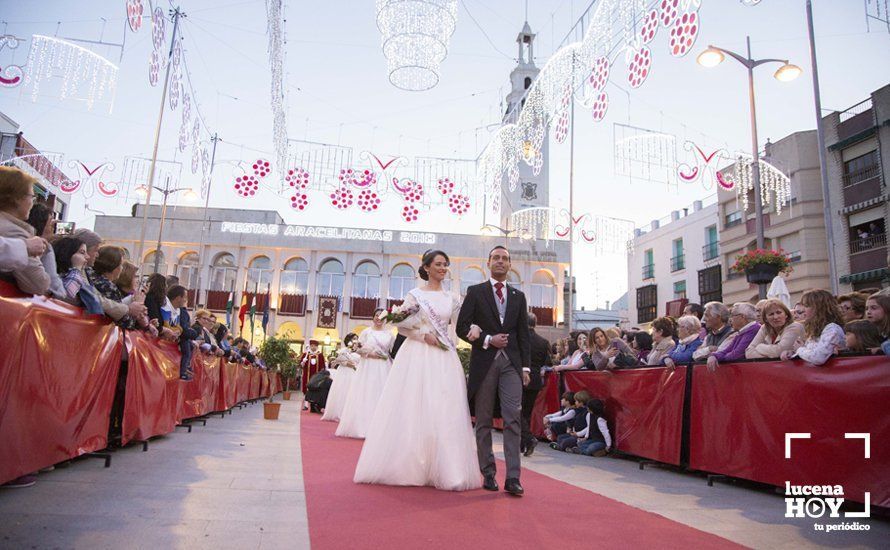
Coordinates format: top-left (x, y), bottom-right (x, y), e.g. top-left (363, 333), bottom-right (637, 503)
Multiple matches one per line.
top-left (457, 246), bottom-right (530, 496)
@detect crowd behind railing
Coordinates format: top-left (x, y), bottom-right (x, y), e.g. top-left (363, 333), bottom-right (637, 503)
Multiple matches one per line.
top-left (536, 289), bottom-right (889, 461)
top-left (0, 167), bottom-right (279, 488)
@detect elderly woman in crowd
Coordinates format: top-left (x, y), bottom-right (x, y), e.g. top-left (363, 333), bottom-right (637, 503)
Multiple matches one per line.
top-left (692, 301), bottom-right (734, 360)
top-left (583, 327), bottom-right (637, 370)
top-left (781, 289), bottom-right (846, 366)
top-left (0, 167), bottom-right (50, 295)
top-left (663, 315), bottom-right (703, 370)
top-left (745, 299), bottom-right (804, 359)
top-left (836, 292), bottom-right (867, 323)
top-left (646, 316), bottom-right (677, 366)
top-left (707, 302), bottom-right (761, 372)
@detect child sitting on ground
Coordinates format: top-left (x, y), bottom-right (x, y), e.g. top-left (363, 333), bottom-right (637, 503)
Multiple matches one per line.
top-left (570, 398), bottom-right (612, 457)
top-left (542, 391), bottom-right (576, 441)
top-left (551, 391), bottom-right (590, 451)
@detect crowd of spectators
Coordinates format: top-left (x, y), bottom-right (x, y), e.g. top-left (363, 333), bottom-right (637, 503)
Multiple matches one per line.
top-left (548, 291), bottom-right (888, 373)
top-left (0, 167), bottom-right (274, 488)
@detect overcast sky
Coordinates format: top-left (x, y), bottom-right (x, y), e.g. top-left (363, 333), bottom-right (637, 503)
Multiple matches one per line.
top-left (1, 0), bottom-right (888, 307)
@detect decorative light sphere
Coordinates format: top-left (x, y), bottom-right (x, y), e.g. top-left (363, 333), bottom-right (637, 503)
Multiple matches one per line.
top-left (774, 63), bottom-right (802, 82)
top-left (375, 0), bottom-right (458, 91)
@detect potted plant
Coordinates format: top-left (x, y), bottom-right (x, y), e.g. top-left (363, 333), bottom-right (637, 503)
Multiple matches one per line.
top-left (258, 337), bottom-right (298, 419)
top-left (730, 248), bottom-right (792, 285)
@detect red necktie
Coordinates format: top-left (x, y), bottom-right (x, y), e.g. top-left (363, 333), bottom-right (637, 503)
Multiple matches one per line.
top-left (494, 282), bottom-right (504, 304)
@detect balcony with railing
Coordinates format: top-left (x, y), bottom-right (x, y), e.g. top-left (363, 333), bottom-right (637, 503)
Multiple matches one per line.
top-left (837, 98), bottom-right (873, 142)
top-left (849, 232), bottom-right (888, 275)
top-left (702, 242), bottom-right (719, 261)
top-left (642, 264), bottom-right (655, 279)
top-left (670, 254), bottom-right (686, 272)
top-left (842, 164), bottom-right (882, 206)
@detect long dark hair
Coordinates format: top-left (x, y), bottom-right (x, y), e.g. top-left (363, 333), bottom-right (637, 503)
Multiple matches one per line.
top-left (52, 236), bottom-right (85, 274)
top-left (27, 202), bottom-right (52, 237)
top-left (146, 273), bottom-right (167, 305)
top-left (418, 249), bottom-right (449, 281)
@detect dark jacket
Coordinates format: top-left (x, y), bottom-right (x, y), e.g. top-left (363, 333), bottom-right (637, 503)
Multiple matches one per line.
top-left (527, 328), bottom-right (551, 391)
top-left (457, 281), bottom-right (531, 400)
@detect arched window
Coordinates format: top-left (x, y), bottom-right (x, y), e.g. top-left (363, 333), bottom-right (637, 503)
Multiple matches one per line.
top-left (142, 249), bottom-right (166, 276)
top-left (353, 260), bottom-right (381, 298)
top-left (389, 263), bottom-right (416, 300)
top-left (176, 252), bottom-right (199, 289)
top-left (460, 266), bottom-right (485, 296)
top-left (524, 76), bottom-right (532, 89)
top-left (209, 252), bottom-right (237, 291)
top-left (247, 255), bottom-right (273, 289)
top-left (530, 269), bottom-right (556, 307)
top-left (506, 269), bottom-right (521, 290)
top-left (280, 257), bottom-right (309, 294)
top-left (317, 258), bottom-right (345, 296)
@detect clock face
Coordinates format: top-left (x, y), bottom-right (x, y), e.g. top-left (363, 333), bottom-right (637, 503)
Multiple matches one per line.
top-left (521, 181), bottom-right (538, 201)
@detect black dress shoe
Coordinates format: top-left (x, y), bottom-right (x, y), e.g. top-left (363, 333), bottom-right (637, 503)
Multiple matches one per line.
top-left (504, 478), bottom-right (524, 496)
top-left (483, 475), bottom-right (498, 491)
top-left (524, 439), bottom-right (537, 457)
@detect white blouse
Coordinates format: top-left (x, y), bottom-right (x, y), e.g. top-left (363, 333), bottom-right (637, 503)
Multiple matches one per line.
top-left (793, 323), bottom-right (846, 366)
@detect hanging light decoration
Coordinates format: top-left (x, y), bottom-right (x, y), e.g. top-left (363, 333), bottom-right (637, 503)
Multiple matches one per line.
top-left (733, 155), bottom-right (791, 215)
top-left (24, 35), bottom-right (118, 113)
top-left (266, 0), bottom-right (288, 187)
top-left (375, 0), bottom-right (458, 91)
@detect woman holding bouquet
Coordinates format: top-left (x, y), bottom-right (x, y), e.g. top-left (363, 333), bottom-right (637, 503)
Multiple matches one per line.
top-left (354, 250), bottom-right (482, 491)
top-left (321, 333), bottom-right (360, 422)
top-left (336, 311), bottom-right (395, 439)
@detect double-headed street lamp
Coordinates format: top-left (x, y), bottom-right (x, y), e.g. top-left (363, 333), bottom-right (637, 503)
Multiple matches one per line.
top-left (135, 177), bottom-right (197, 274)
top-left (697, 37), bottom-right (801, 298)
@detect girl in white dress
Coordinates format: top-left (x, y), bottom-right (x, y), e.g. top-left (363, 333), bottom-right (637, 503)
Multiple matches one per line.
top-left (336, 313), bottom-right (395, 439)
top-left (354, 250), bottom-right (482, 491)
top-left (321, 333), bottom-right (360, 422)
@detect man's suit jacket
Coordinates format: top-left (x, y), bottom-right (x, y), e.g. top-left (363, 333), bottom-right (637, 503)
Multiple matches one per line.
top-left (457, 281), bottom-right (530, 400)
top-left (527, 328), bottom-right (552, 392)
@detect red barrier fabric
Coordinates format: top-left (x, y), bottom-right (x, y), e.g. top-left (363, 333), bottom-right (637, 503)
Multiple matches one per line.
top-left (123, 333), bottom-right (185, 445)
top-left (179, 352), bottom-right (221, 420)
top-left (689, 357), bottom-right (890, 506)
top-left (0, 294), bottom-right (122, 484)
top-left (249, 368), bottom-right (262, 400)
top-left (218, 361), bottom-right (240, 411)
top-left (563, 367), bottom-right (686, 466)
top-left (530, 371), bottom-right (562, 439)
top-left (235, 364), bottom-right (251, 403)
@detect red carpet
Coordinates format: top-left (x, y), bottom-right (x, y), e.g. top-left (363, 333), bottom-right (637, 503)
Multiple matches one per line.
top-left (301, 412), bottom-right (742, 549)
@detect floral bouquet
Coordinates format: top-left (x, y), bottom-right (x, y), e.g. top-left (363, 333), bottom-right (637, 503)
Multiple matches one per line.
top-left (376, 303), bottom-right (419, 324)
top-left (375, 303), bottom-right (450, 351)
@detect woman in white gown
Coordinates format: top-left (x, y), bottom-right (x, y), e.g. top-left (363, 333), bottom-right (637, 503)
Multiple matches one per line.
top-left (354, 250), bottom-right (482, 491)
top-left (321, 333), bottom-right (360, 422)
top-left (336, 312), bottom-right (395, 439)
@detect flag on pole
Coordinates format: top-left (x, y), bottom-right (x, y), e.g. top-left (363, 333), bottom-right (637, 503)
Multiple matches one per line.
top-left (261, 285), bottom-right (271, 334)
top-left (249, 297), bottom-right (257, 334)
top-left (237, 292), bottom-right (251, 329)
top-left (225, 291), bottom-right (234, 327)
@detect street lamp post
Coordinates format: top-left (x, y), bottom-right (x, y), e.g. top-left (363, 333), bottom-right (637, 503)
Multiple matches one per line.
top-left (136, 176), bottom-right (197, 274)
top-left (697, 37), bottom-right (801, 299)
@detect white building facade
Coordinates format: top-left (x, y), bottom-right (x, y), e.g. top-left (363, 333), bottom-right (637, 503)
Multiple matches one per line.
top-left (627, 198), bottom-right (721, 327)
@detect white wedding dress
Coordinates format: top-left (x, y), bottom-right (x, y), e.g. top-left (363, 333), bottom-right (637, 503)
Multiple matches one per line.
top-left (353, 288), bottom-right (482, 491)
top-left (336, 328), bottom-right (394, 438)
top-left (321, 347), bottom-right (360, 422)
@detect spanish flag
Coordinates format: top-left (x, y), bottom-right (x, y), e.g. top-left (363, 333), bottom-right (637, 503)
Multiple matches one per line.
top-left (237, 292), bottom-right (249, 329)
